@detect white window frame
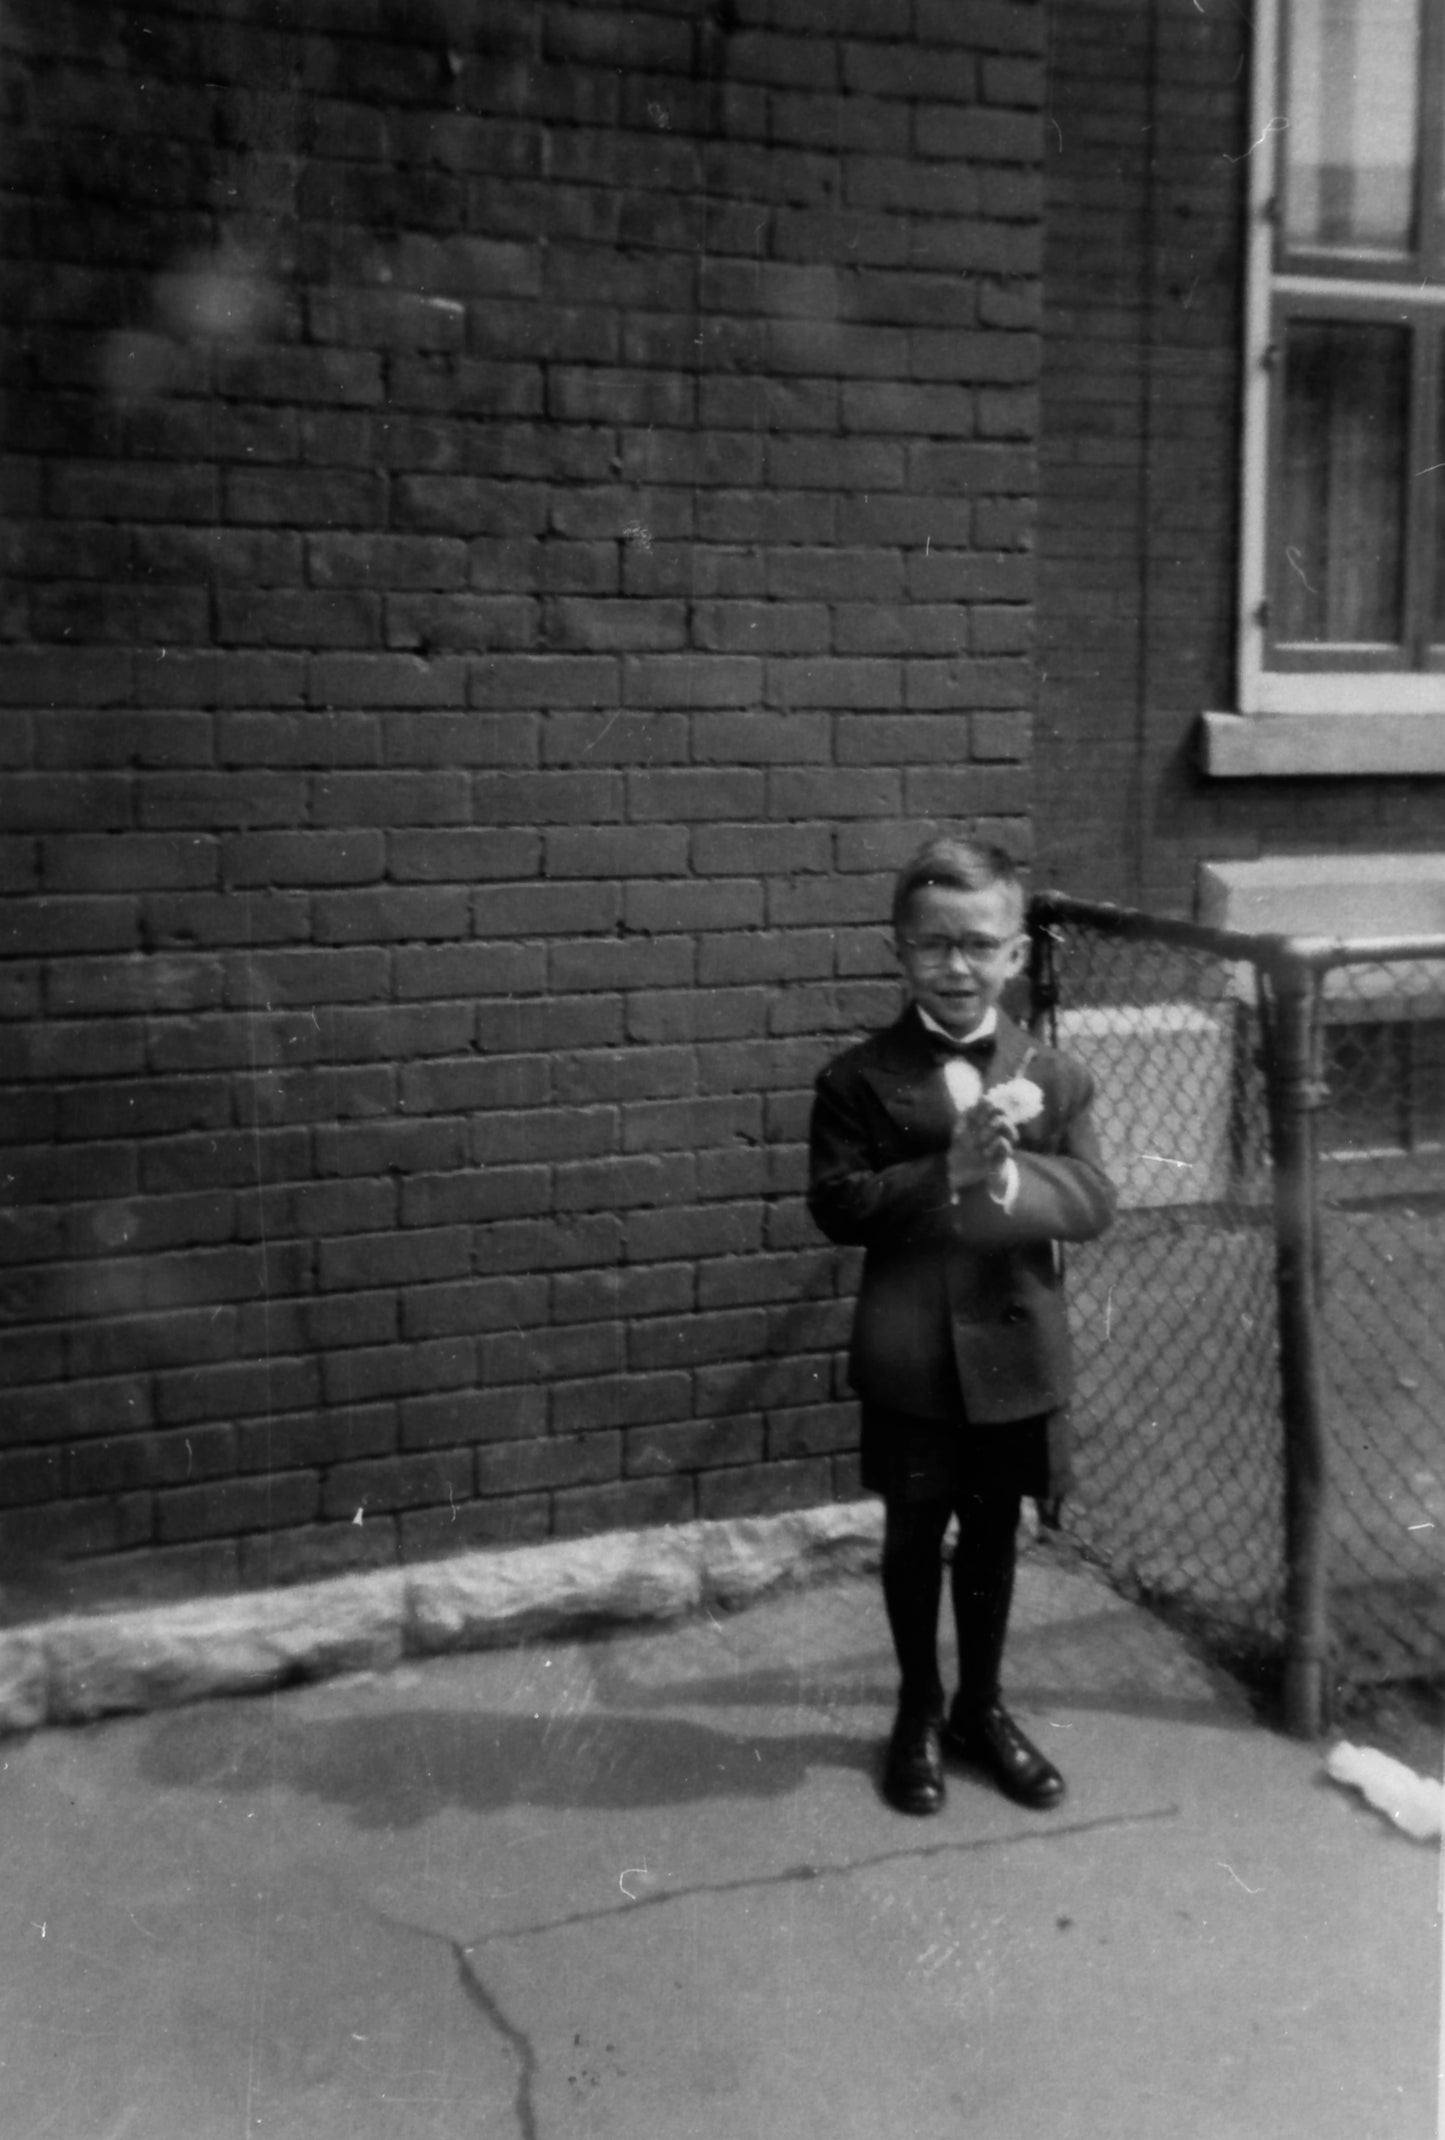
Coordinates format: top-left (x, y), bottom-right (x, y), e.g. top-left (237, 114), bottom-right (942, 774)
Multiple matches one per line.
top-left (1208, 0), bottom-right (1445, 772)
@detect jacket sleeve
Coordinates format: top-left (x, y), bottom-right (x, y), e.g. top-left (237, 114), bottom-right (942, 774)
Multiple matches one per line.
top-left (808, 1053), bottom-right (1116, 1251)
top-left (807, 1060), bottom-right (955, 1247)
top-left (948, 1063), bottom-right (1116, 1249)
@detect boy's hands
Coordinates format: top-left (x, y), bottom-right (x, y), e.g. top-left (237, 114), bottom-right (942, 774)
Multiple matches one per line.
top-left (947, 1097), bottom-right (1019, 1200)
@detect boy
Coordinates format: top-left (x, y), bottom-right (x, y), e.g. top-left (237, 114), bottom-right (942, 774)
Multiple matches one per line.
top-left (808, 837), bottom-right (1116, 1816)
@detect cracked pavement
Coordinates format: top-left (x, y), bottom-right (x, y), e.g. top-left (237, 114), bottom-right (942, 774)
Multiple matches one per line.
top-left (0, 1545), bottom-right (1437, 2138)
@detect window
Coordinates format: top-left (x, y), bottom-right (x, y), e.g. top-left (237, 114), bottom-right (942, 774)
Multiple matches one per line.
top-left (1239, 0), bottom-right (1445, 719)
top-left (1322, 1018), bottom-right (1445, 1156)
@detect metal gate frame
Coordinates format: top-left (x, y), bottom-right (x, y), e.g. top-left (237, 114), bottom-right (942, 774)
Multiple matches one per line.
top-left (1030, 892), bottom-right (1445, 1737)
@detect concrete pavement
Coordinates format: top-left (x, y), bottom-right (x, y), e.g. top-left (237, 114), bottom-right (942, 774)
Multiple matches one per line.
top-left (0, 1536), bottom-right (1438, 2139)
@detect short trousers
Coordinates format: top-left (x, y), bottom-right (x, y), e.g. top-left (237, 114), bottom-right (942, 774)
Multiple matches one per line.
top-left (861, 1400), bottom-right (1052, 1507)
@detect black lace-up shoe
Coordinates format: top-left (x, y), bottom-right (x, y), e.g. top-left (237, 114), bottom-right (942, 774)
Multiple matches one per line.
top-left (883, 1708), bottom-right (946, 1816)
top-left (943, 1700), bottom-right (1065, 1810)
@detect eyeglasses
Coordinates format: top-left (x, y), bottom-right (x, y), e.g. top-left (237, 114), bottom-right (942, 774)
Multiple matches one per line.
top-left (899, 933), bottom-right (1016, 967)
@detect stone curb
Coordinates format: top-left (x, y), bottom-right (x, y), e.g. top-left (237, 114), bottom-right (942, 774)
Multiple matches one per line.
top-left (0, 1500), bottom-right (885, 1736)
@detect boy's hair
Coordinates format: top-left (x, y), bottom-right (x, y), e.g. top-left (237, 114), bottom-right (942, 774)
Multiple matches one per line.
top-left (890, 836), bottom-right (1025, 934)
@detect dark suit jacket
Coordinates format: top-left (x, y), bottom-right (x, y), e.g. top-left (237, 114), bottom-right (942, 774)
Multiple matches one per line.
top-left (808, 1006), bottom-right (1116, 1498)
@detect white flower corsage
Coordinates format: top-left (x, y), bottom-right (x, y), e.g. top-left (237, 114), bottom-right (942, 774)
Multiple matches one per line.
top-left (984, 1074), bottom-right (1045, 1130)
top-left (941, 1061), bottom-right (1044, 1129)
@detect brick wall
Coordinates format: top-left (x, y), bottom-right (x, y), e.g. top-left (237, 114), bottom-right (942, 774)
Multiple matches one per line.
top-left (1, 0), bottom-right (1045, 1604)
top-left (1038, 0), bottom-right (1445, 915)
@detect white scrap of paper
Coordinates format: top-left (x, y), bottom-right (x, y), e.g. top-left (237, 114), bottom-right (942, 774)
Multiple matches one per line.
top-left (1325, 1741), bottom-right (1443, 1841)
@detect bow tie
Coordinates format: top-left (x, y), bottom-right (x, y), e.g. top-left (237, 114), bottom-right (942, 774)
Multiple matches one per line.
top-left (928, 1030), bottom-right (996, 1065)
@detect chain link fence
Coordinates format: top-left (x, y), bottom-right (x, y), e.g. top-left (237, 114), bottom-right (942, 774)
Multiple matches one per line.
top-left (1310, 954), bottom-right (1445, 1688)
top-left (1028, 896), bottom-right (1445, 1731)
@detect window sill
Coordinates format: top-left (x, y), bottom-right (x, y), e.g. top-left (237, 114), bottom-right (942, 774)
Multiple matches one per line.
top-left (1200, 711), bottom-right (1445, 777)
top-left (1198, 853), bottom-right (1445, 935)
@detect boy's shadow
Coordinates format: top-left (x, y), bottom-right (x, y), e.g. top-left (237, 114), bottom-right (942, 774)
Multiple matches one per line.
top-left (140, 1701), bottom-right (877, 1831)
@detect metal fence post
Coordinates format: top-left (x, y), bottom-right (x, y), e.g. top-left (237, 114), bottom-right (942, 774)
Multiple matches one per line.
top-left (1025, 905), bottom-right (1060, 1044)
top-left (1262, 948), bottom-right (1331, 1739)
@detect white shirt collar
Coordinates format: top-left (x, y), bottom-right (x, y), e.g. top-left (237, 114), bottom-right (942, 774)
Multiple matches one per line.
top-left (915, 1005), bottom-right (998, 1046)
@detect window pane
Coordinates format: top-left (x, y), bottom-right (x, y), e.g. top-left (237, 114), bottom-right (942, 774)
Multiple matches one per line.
top-left (1322, 1023), bottom-right (1409, 1152)
top-left (1324, 1020), bottom-right (1445, 1154)
top-left (1433, 360), bottom-right (1445, 643)
top-left (1409, 1021), bottom-right (1445, 1148)
top-left (1276, 319), bottom-right (1408, 644)
top-left (1284, 0), bottom-right (1421, 255)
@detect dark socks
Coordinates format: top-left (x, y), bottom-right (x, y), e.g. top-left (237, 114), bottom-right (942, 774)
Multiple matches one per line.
top-left (881, 1496), bottom-right (951, 1716)
top-left (951, 1486), bottom-right (1022, 1715)
top-left (882, 1485), bottom-right (1022, 1719)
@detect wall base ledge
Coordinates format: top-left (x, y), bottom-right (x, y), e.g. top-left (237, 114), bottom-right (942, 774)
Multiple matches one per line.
top-left (0, 1500), bottom-right (887, 1737)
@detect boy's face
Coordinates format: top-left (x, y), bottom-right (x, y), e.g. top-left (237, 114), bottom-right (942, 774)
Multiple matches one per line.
top-left (894, 881), bottom-right (1027, 1039)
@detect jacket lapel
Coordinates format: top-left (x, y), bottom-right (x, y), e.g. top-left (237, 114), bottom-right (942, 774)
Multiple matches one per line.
top-left (981, 1013), bottom-right (1035, 1089)
top-left (854, 1008), bottom-right (952, 1146)
top-left (852, 1006), bottom-right (1040, 1151)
